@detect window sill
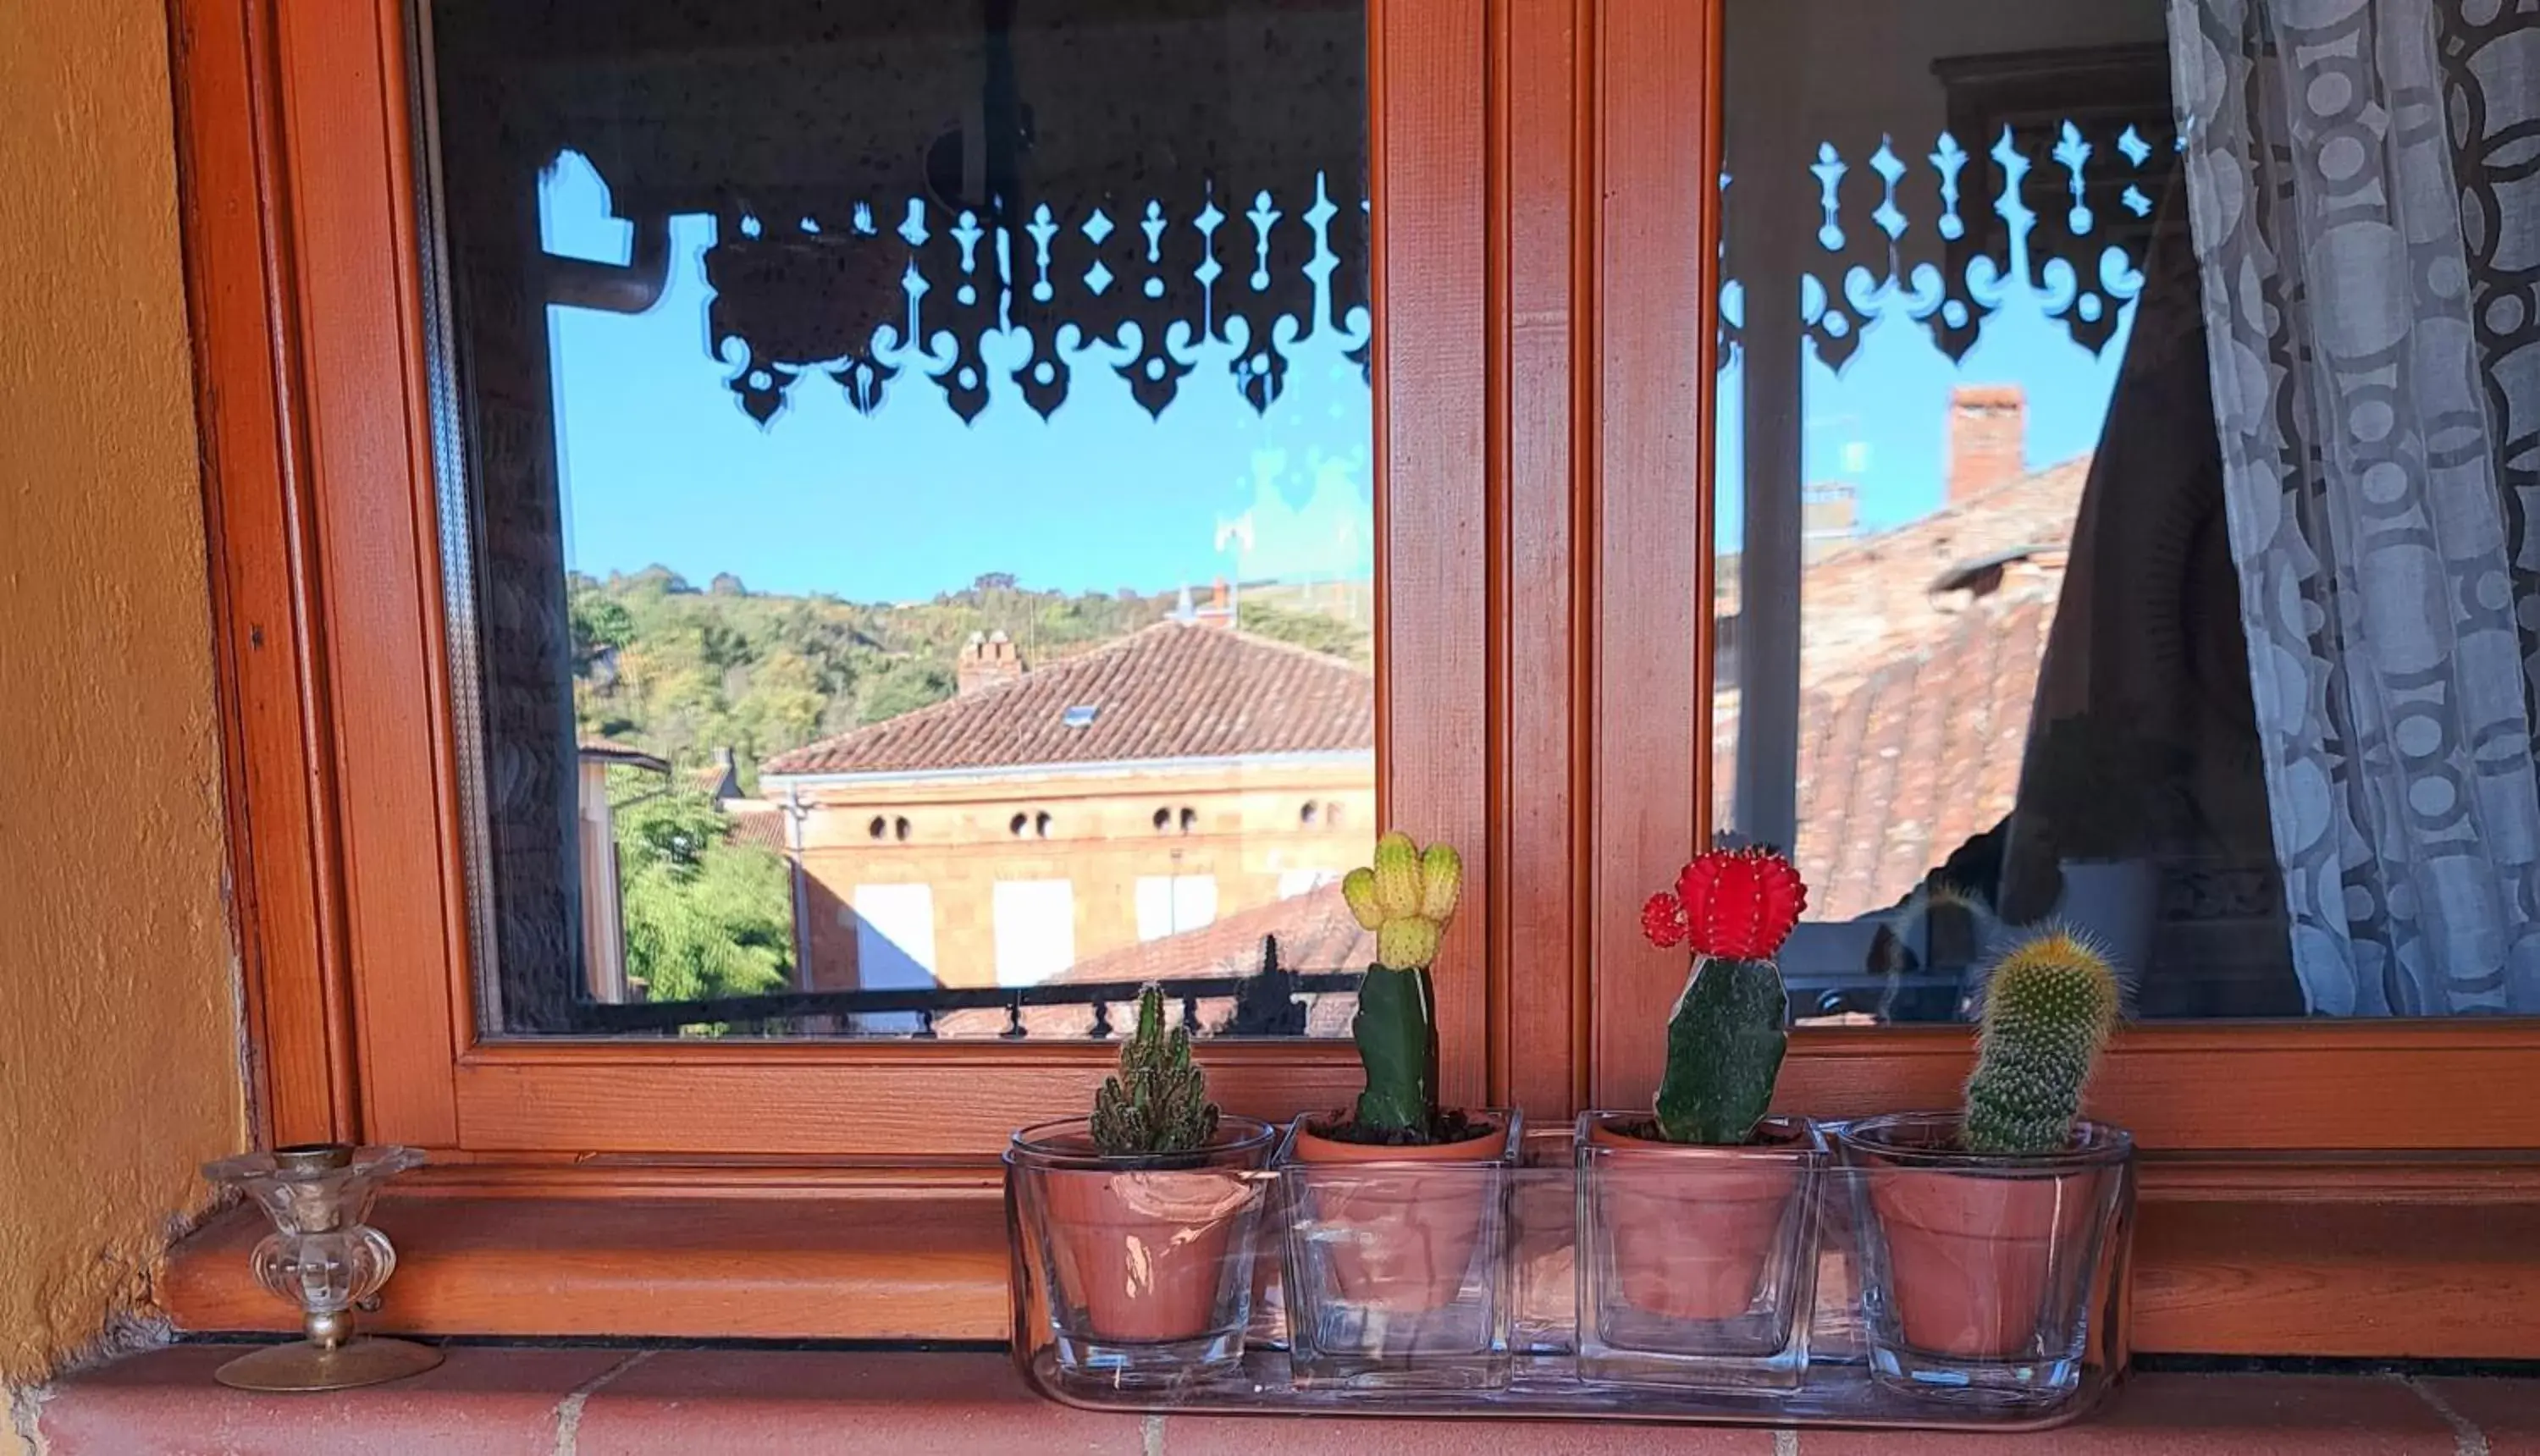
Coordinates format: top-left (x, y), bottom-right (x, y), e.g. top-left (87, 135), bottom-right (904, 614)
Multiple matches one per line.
top-left (156, 1167), bottom-right (1012, 1343)
top-left (153, 1158), bottom-right (2540, 1356)
top-left (31, 1345), bottom-right (2539, 1453)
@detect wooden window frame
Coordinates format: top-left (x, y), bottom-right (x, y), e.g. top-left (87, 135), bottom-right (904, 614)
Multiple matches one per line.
top-left (181, 0), bottom-right (1530, 1160)
top-left (169, 0), bottom-right (2540, 1356)
top-left (1580, 0), bottom-right (2540, 1158)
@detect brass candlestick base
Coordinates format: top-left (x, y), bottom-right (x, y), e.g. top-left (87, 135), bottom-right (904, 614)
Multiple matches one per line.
top-left (214, 1336), bottom-right (444, 1393)
top-left (202, 1142), bottom-right (439, 1393)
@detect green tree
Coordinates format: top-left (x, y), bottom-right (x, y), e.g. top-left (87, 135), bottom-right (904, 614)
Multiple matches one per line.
top-left (613, 787), bottom-right (793, 1006)
top-left (1238, 598), bottom-right (1370, 664)
top-left (857, 657), bottom-right (956, 724)
top-left (570, 588), bottom-right (636, 664)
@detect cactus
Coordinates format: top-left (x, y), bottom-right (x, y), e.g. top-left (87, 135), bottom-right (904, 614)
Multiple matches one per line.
top-left (1643, 848), bottom-right (1808, 1144)
top-left (1962, 929), bottom-right (2121, 1155)
top-left (1339, 832), bottom-right (1464, 1138)
top-left (1372, 833), bottom-right (1425, 917)
top-left (1089, 984), bottom-right (1221, 1157)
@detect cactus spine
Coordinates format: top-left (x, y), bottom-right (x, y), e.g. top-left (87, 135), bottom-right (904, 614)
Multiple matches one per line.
top-left (1340, 832), bottom-right (1463, 1138)
top-left (1962, 929), bottom-right (2120, 1155)
top-left (1643, 848), bottom-right (1808, 1145)
top-left (1090, 984), bottom-right (1221, 1156)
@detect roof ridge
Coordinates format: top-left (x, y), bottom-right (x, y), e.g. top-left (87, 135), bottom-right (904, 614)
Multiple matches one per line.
top-left (1215, 620), bottom-right (1378, 677)
top-left (760, 615), bottom-right (1369, 776)
top-left (765, 620), bottom-right (1191, 770)
top-left (1807, 450), bottom-right (2094, 571)
top-left (757, 659), bottom-right (997, 773)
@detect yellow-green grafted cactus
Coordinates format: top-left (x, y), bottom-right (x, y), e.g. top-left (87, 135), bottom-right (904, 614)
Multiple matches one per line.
top-left (1963, 929), bottom-right (2121, 1155)
top-left (1339, 832), bottom-right (1463, 1137)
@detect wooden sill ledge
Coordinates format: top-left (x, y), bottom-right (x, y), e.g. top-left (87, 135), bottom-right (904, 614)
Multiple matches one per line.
top-left (154, 1159), bottom-right (2540, 1356)
top-left (30, 1345), bottom-right (2540, 1454)
top-left (157, 1178), bottom-right (1013, 1343)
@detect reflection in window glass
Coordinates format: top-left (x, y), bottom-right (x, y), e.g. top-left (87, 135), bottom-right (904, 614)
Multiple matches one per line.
top-left (427, 1), bottom-right (1377, 1038)
top-left (1715, 0), bottom-right (2540, 1020)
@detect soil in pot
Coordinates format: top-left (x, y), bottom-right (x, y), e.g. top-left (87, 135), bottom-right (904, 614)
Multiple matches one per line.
top-left (1037, 1132), bottom-right (1263, 1343)
top-left (1289, 1114), bottom-right (1509, 1314)
top-left (1869, 1166), bottom-right (2095, 1360)
top-left (1587, 1117), bottom-right (1808, 1322)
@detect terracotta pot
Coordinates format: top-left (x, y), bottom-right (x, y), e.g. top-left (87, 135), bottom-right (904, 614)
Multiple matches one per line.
top-left (1287, 1113), bottom-right (1510, 1313)
top-left (1027, 1123), bottom-right (1272, 1344)
top-left (1583, 1114), bottom-right (1814, 1321)
top-left (1842, 1113), bottom-right (2129, 1364)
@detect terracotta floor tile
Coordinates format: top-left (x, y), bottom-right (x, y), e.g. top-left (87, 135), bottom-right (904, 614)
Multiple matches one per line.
top-left (40, 1346), bottom-right (2539, 1455)
top-left (39, 1343), bottom-right (630, 1456)
top-left (1804, 1372), bottom-right (2457, 1455)
top-left (2416, 1376), bottom-right (2540, 1455)
top-left (1162, 1415), bottom-right (1781, 1454)
top-left (572, 1348), bottom-right (1148, 1455)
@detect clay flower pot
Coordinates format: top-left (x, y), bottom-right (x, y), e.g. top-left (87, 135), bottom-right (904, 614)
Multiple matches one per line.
top-left (1838, 1111), bottom-right (2134, 1404)
top-left (1007, 1116), bottom-right (1275, 1382)
top-left (1285, 1114), bottom-right (1513, 1313)
top-left (1579, 1112), bottom-right (1818, 1320)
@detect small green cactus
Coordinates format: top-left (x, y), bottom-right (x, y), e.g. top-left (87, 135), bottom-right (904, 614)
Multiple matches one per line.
top-left (1963, 929), bottom-right (2121, 1155)
top-left (1089, 984), bottom-right (1220, 1157)
top-left (1339, 832), bottom-right (1463, 1138)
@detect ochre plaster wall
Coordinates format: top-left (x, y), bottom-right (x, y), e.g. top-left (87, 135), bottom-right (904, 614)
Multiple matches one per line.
top-left (0, 0), bottom-right (248, 1388)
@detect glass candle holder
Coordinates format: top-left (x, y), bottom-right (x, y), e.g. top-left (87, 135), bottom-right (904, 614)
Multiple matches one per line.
top-left (200, 1143), bottom-right (442, 1392)
top-left (1006, 1116), bottom-right (1278, 1390)
top-left (1276, 1110), bottom-right (1523, 1392)
top-left (1573, 1111), bottom-right (1825, 1392)
top-left (1837, 1112), bottom-right (2134, 1409)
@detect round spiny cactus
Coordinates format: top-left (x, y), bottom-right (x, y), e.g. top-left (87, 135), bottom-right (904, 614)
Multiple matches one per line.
top-left (1089, 984), bottom-right (1220, 1157)
top-left (1963, 928), bottom-right (2121, 1155)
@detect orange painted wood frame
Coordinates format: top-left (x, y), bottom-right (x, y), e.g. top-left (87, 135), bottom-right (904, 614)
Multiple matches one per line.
top-left (176, 0), bottom-right (1574, 1160)
top-left (173, 0), bottom-right (2540, 1357)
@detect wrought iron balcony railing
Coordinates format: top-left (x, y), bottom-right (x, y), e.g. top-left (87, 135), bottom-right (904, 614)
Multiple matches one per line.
top-left (569, 935), bottom-right (1965, 1037)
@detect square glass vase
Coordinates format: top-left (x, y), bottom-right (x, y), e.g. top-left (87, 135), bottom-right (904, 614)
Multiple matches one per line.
top-left (1005, 1116), bottom-right (1278, 1391)
top-left (1572, 1111), bottom-right (1825, 1393)
top-left (1275, 1109), bottom-right (1523, 1391)
top-left (1836, 1111), bottom-right (2135, 1410)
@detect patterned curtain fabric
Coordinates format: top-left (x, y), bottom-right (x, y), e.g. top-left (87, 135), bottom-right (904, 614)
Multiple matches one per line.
top-left (2167, 0), bottom-right (2540, 1013)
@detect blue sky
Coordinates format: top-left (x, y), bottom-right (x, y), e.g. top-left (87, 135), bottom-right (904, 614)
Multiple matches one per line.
top-left (538, 149), bottom-right (2133, 598)
top-left (541, 154), bottom-right (1371, 604)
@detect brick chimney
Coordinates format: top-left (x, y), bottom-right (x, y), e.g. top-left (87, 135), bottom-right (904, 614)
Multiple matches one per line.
top-left (957, 629), bottom-right (1024, 696)
top-left (1947, 384), bottom-right (2027, 502)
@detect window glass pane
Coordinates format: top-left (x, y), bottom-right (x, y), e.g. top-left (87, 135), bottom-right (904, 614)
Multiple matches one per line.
top-left (425, 0), bottom-right (1374, 1038)
top-left (1714, 0), bottom-right (2540, 1020)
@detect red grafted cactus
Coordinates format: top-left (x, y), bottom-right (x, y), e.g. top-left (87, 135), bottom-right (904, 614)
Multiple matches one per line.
top-left (1642, 847), bottom-right (1808, 961)
top-left (1641, 847), bottom-right (1809, 1144)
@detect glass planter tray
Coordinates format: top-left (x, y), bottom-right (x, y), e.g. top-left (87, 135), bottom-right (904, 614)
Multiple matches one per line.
top-left (1019, 1346), bottom-right (2120, 1431)
top-left (1009, 1126), bottom-right (2132, 1431)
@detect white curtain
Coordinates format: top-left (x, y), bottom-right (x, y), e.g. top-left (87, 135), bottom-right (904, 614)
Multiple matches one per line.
top-left (2167, 0), bottom-right (2540, 1013)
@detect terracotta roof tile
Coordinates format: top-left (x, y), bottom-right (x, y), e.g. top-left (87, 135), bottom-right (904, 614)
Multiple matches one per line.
top-left (761, 620), bottom-right (1373, 777)
top-left (1715, 454), bottom-right (2088, 919)
top-left (1053, 880), bottom-right (1372, 985)
top-left (930, 881), bottom-right (1370, 1039)
top-left (724, 806), bottom-right (788, 852)
top-left (1792, 596), bottom-right (2055, 919)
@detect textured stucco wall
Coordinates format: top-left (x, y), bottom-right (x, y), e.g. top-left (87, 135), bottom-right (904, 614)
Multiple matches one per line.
top-left (0, 0), bottom-right (249, 1393)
